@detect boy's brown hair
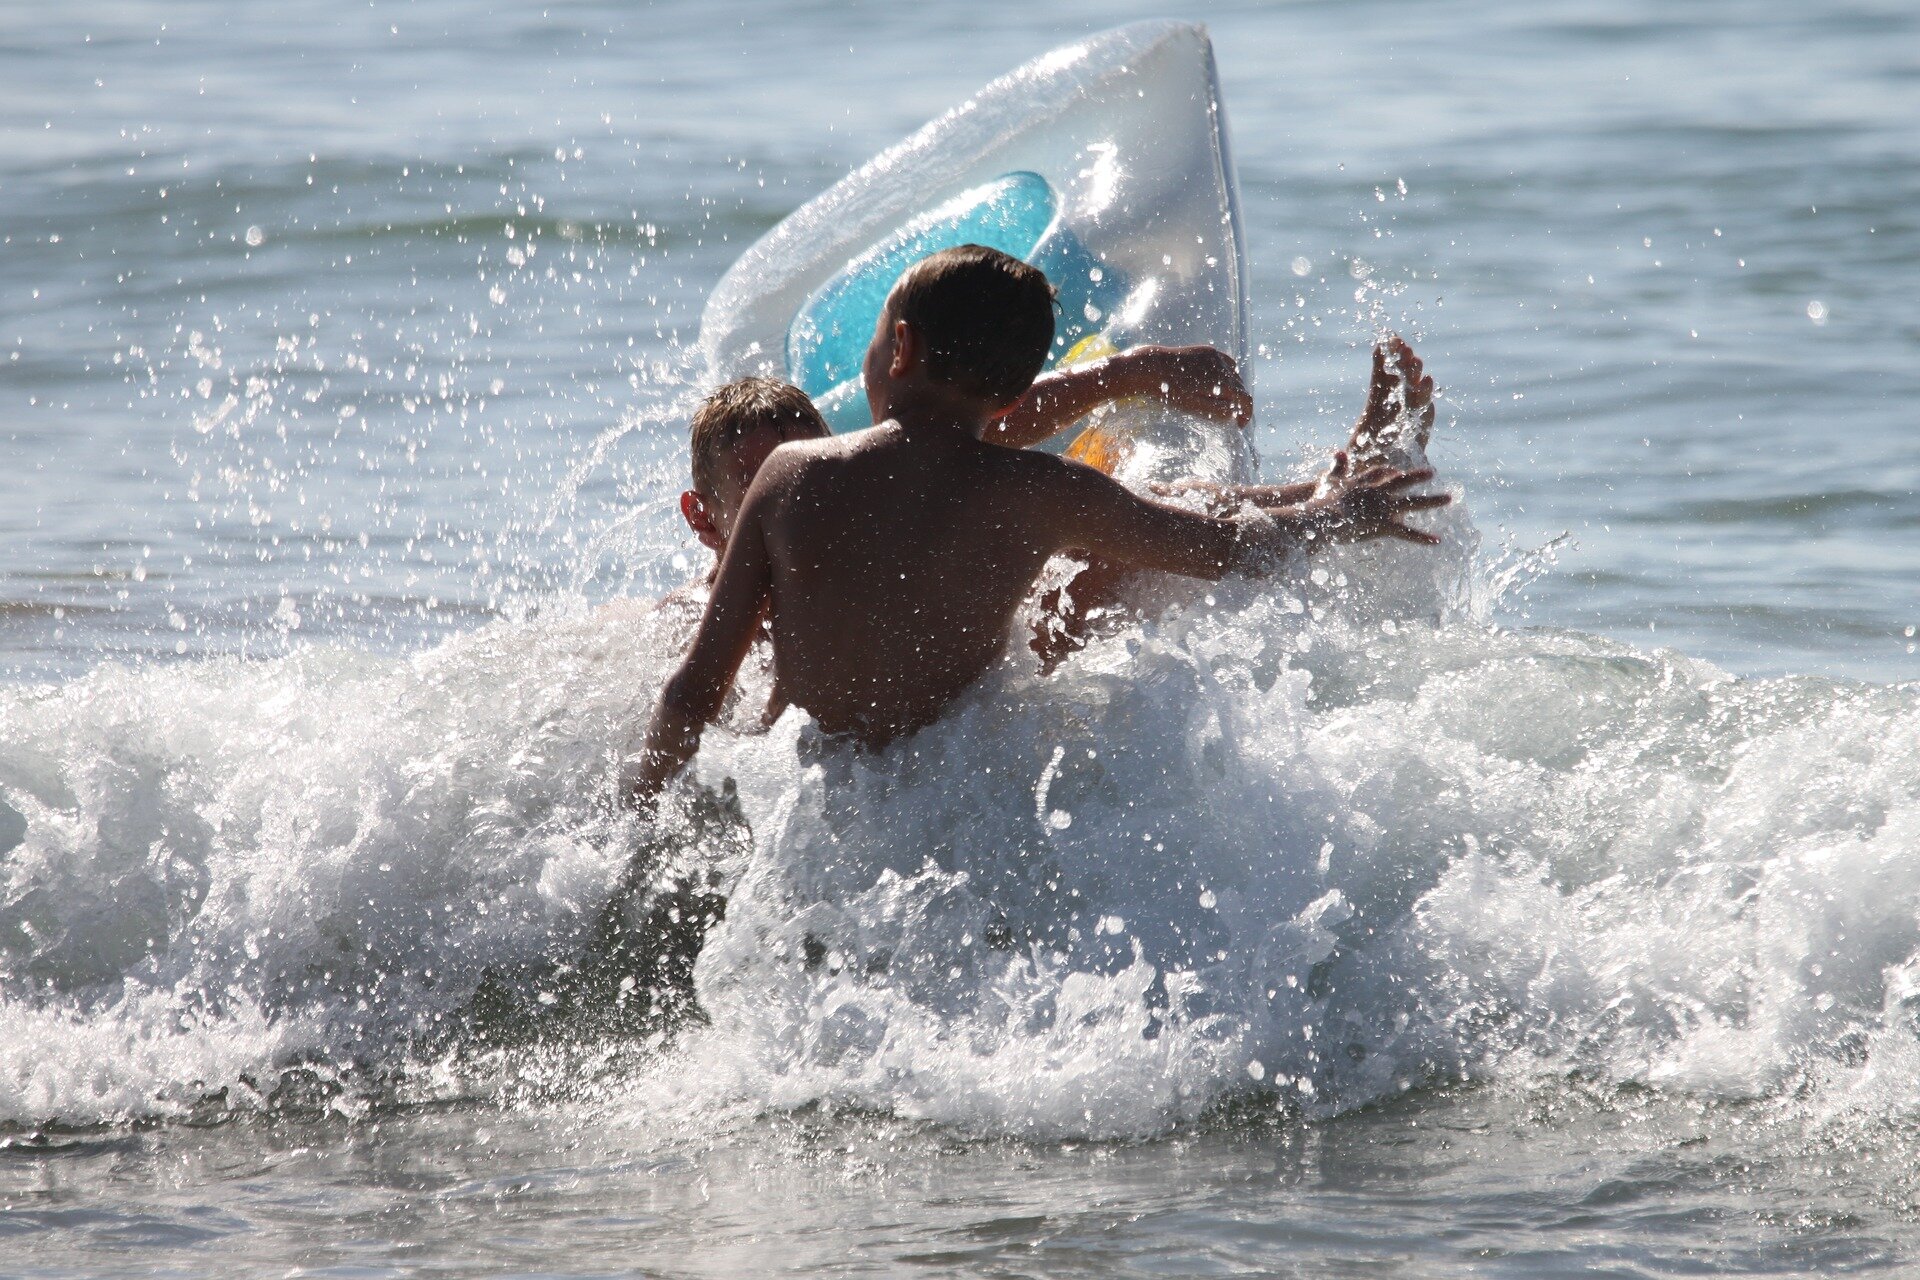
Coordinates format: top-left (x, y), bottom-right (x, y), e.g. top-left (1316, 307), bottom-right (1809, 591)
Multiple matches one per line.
top-left (890, 244), bottom-right (1056, 406)
top-left (689, 377), bottom-right (830, 495)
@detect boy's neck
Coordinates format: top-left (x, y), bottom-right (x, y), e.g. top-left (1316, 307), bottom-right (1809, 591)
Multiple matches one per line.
top-left (871, 381), bottom-right (997, 442)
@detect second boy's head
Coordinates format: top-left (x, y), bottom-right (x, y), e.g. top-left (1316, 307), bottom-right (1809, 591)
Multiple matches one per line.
top-left (683, 377), bottom-right (829, 552)
top-left (863, 244), bottom-right (1056, 421)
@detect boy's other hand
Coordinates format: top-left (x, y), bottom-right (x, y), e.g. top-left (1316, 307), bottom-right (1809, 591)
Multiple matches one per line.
top-left (1121, 345), bottom-right (1253, 427)
top-left (1311, 450), bottom-right (1452, 545)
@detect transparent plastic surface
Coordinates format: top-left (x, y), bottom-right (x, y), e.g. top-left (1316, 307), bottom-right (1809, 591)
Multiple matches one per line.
top-left (699, 21), bottom-right (1254, 481)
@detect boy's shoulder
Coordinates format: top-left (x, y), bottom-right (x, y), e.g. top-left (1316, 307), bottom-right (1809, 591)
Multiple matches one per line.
top-left (768, 425), bottom-right (883, 468)
top-left (981, 437), bottom-right (1102, 488)
top-left (739, 428), bottom-right (876, 513)
top-left (745, 431), bottom-right (851, 489)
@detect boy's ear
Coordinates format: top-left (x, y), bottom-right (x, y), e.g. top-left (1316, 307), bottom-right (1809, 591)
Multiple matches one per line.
top-left (680, 490), bottom-right (724, 552)
top-left (889, 317), bottom-right (918, 378)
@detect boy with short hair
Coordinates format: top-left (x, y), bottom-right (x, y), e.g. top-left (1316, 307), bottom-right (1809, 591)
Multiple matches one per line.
top-left (683, 377), bottom-right (833, 555)
top-left (626, 246), bottom-right (1447, 803)
top-left (646, 340), bottom-right (1261, 709)
top-left (655, 346), bottom-right (1252, 625)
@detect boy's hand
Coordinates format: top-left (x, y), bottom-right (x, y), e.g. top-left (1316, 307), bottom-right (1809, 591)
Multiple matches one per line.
top-left (1296, 451), bottom-right (1451, 545)
top-left (1118, 345), bottom-right (1253, 428)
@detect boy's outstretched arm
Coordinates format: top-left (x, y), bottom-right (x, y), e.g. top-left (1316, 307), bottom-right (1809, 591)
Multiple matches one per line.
top-left (1047, 453), bottom-right (1449, 579)
top-left (623, 482), bottom-right (776, 810)
top-left (987, 345), bottom-right (1252, 450)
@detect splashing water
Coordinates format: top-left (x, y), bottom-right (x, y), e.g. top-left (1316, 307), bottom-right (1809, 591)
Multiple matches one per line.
top-left (4, 440), bottom-right (1916, 1141)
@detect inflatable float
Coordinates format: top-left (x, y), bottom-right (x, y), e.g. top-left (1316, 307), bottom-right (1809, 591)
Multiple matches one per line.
top-left (697, 20), bottom-right (1256, 483)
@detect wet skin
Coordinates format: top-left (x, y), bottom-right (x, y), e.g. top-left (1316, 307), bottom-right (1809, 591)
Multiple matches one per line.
top-left (626, 291), bottom-right (1448, 804)
top-left (657, 344), bottom-right (1262, 720)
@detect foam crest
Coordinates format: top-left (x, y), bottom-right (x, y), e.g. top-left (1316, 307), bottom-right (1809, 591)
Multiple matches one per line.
top-left (3, 481), bottom-right (1918, 1140)
top-left (0, 603), bottom-right (720, 1122)
top-left (650, 529), bottom-right (1920, 1136)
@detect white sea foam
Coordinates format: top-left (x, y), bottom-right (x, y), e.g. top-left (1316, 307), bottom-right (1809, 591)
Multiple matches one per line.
top-left (0, 602), bottom-right (693, 1122)
top-left (2, 476), bottom-right (1917, 1138)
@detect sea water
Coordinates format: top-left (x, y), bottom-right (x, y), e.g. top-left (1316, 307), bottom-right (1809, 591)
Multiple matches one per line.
top-left (3, 1), bottom-right (1918, 1275)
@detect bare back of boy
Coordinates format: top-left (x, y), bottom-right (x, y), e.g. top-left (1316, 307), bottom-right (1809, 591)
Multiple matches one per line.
top-left (737, 419), bottom-right (1245, 744)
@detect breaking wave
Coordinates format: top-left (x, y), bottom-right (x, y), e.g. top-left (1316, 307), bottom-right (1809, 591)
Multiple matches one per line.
top-left (3, 472), bottom-right (1917, 1140)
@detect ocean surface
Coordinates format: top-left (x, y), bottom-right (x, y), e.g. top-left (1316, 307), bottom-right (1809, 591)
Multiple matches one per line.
top-left (3, 1), bottom-right (1918, 1275)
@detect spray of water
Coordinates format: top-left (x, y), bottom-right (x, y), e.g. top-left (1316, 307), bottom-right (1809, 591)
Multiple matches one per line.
top-left (4, 403), bottom-right (1916, 1139)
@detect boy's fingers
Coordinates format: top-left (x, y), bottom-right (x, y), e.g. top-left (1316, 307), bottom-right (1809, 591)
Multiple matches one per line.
top-left (1355, 466), bottom-right (1432, 489)
top-left (1387, 523), bottom-right (1443, 545)
top-left (1399, 492), bottom-right (1453, 511)
top-left (1352, 461), bottom-right (1398, 480)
